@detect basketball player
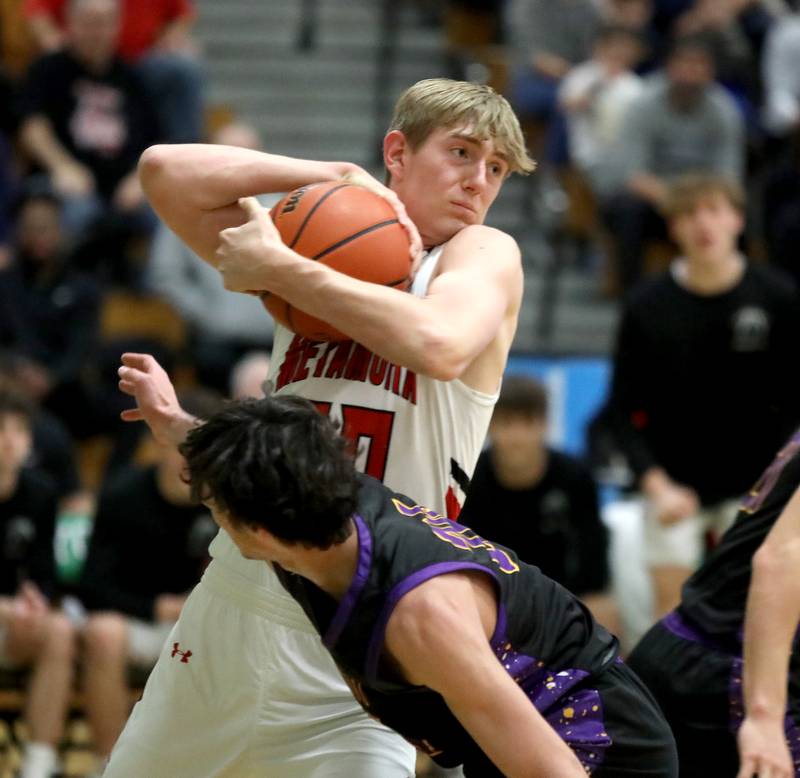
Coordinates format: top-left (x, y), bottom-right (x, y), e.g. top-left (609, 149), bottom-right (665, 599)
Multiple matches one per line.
top-left (628, 427), bottom-right (800, 777)
top-left (178, 393), bottom-right (678, 776)
top-left (106, 79), bottom-right (535, 777)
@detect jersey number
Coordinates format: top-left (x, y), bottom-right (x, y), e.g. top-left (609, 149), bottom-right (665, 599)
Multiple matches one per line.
top-left (312, 402), bottom-right (395, 482)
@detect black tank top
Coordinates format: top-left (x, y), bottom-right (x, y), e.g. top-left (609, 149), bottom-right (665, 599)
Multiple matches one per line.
top-left (276, 475), bottom-right (619, 767)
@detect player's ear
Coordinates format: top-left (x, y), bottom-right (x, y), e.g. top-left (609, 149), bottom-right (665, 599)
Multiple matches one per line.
top-left (383, 130), bottom-right (407, 181)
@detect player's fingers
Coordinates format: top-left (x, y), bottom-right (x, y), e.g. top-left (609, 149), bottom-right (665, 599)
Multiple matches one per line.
top-left (735, 755), bottom-right (756, 778)
top-left (238, 196), bottom-right (266, 221)
top-left (120, 408), bottom-right (143, 422)
top-left (118, 379), bottom-right (137, 395)
top-left (120, 352), bottom-right (153, 370)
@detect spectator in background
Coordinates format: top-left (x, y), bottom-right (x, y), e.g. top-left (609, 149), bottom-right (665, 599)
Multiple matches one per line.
top-left (0, 190), bottom-right (102, 439)
top-left (601, 35), bottom-right (744, 291)
top-left (605, 173), bottom-right (800, 620)
top-left (229, 350), bottom-right (271, 400)
top-left (24, 0), bottom-right (204, 144)
top-left (559, 24), bottom-right (646, 198)
top-left (506, 0), bottom-right (602, 148)
top-left (459, 375), bottom-right (620, 636)
top-left (145, 123), bottom-right (275, 394)
top-left (18, 0), bottom-right (160, 238)
top-left (0, 389), bottom-right (77, 778)
top-left (762, 10), bottom-right (800, 139)
top-left (79, 388), bottom-right (222, 768)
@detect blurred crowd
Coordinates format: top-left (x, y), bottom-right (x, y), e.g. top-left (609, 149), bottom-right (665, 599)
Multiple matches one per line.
top-left (1, 0), bottom-right (800, 777)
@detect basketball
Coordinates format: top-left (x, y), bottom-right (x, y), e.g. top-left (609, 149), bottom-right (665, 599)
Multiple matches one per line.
top-left (262, 181), bottom-right (412, 341)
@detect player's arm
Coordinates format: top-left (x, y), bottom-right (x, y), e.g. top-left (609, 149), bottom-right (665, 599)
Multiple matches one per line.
top-left (384, 574), bottom-right (586, 777)
top-left (137, 143), bottom-right (366, 264)
top-left (736, 484), bottom-right (800, 778)
top-left (217, 199), bottom-right (522, 383)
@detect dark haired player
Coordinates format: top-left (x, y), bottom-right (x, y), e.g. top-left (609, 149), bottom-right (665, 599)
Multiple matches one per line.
top-left (174, 392), bottom-right (678, 777)
top-left (629, 429), bottom-right (800, 777)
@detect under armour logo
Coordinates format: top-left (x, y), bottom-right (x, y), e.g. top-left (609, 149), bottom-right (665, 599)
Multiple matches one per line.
top-left (171, 642), bottom-right (192, 663)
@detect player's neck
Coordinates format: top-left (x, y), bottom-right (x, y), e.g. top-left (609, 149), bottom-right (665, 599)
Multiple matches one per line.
top-left (292, 521), bottom-right (360, 601)
top-left (673, 251), bottom-right (745, 295)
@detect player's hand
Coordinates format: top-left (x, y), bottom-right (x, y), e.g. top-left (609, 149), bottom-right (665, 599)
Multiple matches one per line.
top-left (154, 593), bottom-right (187, 623)
top-left (117, 352), bottom-right (195, 447)
top-left (340, 171), bottom-right (423, 275)
top-left (215, 197), bottom-right (291, 294)
top-left (736, 715), bottom-right (793, 778)
top-left (113, 171), bottom-right (145, 211)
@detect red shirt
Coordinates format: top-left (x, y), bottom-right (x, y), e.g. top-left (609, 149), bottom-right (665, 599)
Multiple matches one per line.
top-left (23, 0), bottom-right (194, 61)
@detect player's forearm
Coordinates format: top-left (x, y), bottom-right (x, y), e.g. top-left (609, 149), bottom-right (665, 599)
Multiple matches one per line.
top-left (267, 257), bottom-right (491, 381)
top-left (742, 539), bottom-right (800, 718)
top-left (139, 144), bottom-right (362, 214)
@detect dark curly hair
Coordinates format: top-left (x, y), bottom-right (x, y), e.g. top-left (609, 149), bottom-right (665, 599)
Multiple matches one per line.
top-left (178, 395), bottom-right (359, 549)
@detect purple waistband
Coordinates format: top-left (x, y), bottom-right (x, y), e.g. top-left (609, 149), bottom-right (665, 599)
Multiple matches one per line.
top-left (662, 610), bottom-right (728, 653)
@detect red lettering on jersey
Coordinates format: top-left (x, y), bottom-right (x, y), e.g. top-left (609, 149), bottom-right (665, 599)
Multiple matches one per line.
top-left (401, 370), bottom-right (417, 404)
top-left (313, 342), bottom-right (337, 377)
top-left (275, 334), bottom-right (417, 405)
top-left (294, 340), bottom-right (321, 382)
top-left (276, 335), bottom-right (305, 389)
top-left (344, 343), bottom-right (371, 382)
top-left (171, 642), bottom-right (192, 663)
top-left (369, 357), bottom-right (388, 385)
top-left (325, 341), bottom-right (354, 379)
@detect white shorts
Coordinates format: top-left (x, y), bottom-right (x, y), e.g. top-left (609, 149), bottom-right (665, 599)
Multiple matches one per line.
top-left (643, 499), bottom-right (740, 569)
top-left (104, 560), bottom-right (416, 778)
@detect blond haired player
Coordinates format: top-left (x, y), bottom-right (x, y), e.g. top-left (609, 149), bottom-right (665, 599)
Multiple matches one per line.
top-left (108, 79), bottom-right (536, 778)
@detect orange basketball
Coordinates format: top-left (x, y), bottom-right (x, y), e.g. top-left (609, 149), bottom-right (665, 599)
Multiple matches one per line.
top-left (262, 181), bottom-right (412, 341)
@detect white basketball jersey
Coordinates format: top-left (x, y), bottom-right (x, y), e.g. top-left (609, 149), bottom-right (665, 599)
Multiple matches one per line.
top-left (208, 246), bottom-right (499, 591)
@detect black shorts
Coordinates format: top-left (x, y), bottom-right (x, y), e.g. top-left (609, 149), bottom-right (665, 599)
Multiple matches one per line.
top-left (462, 660), bottom-right (678, 777)
top-left (629, 618), bottom-right (800, 778)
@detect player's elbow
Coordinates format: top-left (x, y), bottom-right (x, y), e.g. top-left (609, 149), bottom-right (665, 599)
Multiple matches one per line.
top-left (414, 326), bottom-right (472, 382)
top-left (753, 536), bottom-right (800, 578)
top-left (138, 145), bottom-right (172, 187)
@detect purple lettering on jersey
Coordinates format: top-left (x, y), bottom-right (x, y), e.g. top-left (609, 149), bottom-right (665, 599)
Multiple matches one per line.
top-left (740, 428), bottom-right (800, 514)
top-left (392, 498), bottom-right (519, 575)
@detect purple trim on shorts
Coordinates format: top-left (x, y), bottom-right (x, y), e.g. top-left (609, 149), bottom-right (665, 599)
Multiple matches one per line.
top-left (365, 561), bottom-right (497, 681)
top-left (491, 623), bottom-right (610, 772)
top-left (662, 610), bottom-right (725, 652)
top-left (323, 514), bottom-right (372, 649)
top-left (666, 611), bottom-right (800, 773)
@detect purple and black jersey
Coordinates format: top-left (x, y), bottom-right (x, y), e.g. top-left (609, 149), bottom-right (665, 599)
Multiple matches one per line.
top-left (276, 475), bottom-right (677, 776)
top-left (680, 425), bottom-right (800, 646)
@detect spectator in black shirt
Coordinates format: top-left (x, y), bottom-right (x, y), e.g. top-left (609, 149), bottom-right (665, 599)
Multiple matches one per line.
top-left (460, 374), bottom-right (620, 637)
top-left (79, 388), bottom-right (222, 766)
top-left (0, 190), bottom-right (102, 439)
top-left (0, 389), bottom-right (77, 778)
top-left (18, 0), bottom-right (159, 238)
top-left (605, 173), bottom-right (800, 621)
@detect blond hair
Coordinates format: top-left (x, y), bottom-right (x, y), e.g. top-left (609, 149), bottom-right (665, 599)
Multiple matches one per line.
top-left (659, 173), bottom-right (745, 220)
top-left (389, 78), bottom-right (536, 175)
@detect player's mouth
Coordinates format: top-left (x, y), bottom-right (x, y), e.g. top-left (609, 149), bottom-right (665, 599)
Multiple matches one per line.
top-left (451, 201), bottom-right (477, 217)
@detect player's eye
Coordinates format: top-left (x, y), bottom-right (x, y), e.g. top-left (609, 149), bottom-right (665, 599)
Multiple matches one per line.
top-left (451, 146), bottom-right (468, 158)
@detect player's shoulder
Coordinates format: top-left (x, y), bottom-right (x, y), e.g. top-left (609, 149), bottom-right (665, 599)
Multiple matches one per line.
top-left (744, 262), bottom-right (798, 302)
top-left (440, 225), bottom-right (521, 271)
